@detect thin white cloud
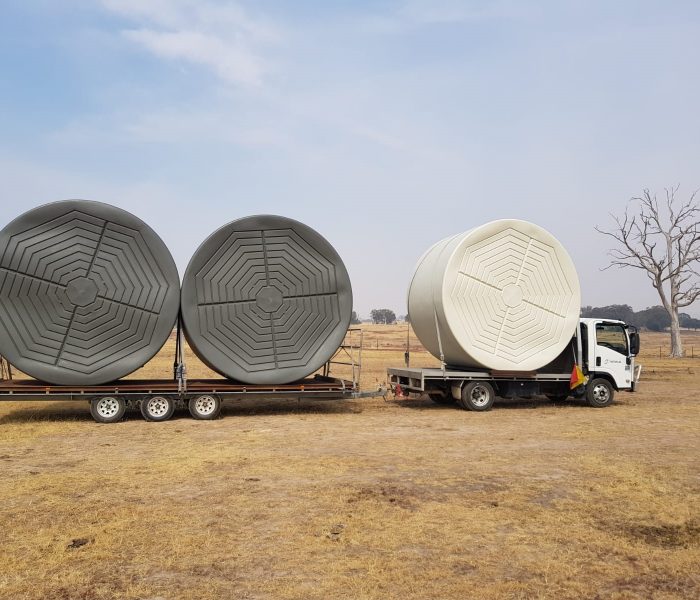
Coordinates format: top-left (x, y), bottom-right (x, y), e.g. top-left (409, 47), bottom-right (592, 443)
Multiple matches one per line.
top-left (49, 105), bottom-right (291, 150)
top-left (101, 0), bottom-right (280, 41)
top-left (401, 0), bottom-right (530, 24)
top-left (76, 2), bottom-right (447, 154)
top-left (363, 0), bottom-right (533, 33)
top-left (100, 0), bottom-right (185, 28)
top-left (123, 107), bottom-right (290, 148)
top-left (124, 29), bottom-right (264, 86)
top-left (101, 0), bottom-right (281, 87)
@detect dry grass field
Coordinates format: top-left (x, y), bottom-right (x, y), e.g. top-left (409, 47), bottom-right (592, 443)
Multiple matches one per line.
top-left (0, 325), bottom-right (698, 599)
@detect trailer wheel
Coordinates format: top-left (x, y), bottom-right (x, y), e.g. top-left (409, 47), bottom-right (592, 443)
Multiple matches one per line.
top-left (458, 381), bottom-right (495, 411)
top-left (428, 392), bottom-right (454, 405)
top-left (90, 396), bottom-right (126, 423)
top-left (140, 395), bottom-right (176, 422)
top-left (189, 394), bottom-right (221, 420)
top-left (546, 393), bottom-right (569, 403)
top-left (586, 378), bottom-right (614, 408)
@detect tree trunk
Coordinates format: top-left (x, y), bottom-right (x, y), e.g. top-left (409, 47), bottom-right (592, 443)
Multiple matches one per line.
top-left (669, 308), bottom-right (684, 357)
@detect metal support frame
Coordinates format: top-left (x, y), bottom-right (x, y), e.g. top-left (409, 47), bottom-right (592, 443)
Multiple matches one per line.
top-left (404, 320), bottom-right (410, 368)
top-left (0, 354), bottom-right (12, 381)
top-left (433, 309), bottom-right (447, 375)
top-left (170, 322), bottom-right (369, 397)
top-left (575, 321), bottom-right (583, 372)
top-left (173, 314), bottom-right (187, 394)
top-left (174, 320), bottom-right (364, 394)
top-left (322, 327), bottom-right (363, 391)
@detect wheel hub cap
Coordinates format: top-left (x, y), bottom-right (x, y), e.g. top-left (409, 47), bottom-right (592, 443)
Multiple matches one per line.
top-left (148, 397), bottom-right (169, 416)
top-left (195, 396), bottom-right (216, 415)
top-left (472, 387), bottom-right (489, 407)
top-left (593, 385), bottom-right (609, 401)
top-left (97, 398), bottom-right (119, 417)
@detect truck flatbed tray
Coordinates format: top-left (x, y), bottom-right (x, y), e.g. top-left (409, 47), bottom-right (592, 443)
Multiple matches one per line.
top-left (0, 377), bottom-right (359, 400)
top-left (387, 367), bottom-right (571, 393)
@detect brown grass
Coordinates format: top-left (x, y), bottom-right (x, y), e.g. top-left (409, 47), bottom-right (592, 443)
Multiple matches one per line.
top-left (0, 326), bottom-right (698, 599)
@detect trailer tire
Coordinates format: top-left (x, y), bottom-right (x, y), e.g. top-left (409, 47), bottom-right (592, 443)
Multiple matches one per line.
top-left (189, 394), bottom-right (222, 420)
top-left (458, 381), bottom-right (495, 411)
top-left (90, 396), bottom-right (126, 424)
top-left (428, 392), bottom-right (454, 405)
top-left (140, 395), bottom-right (176, 422)
top-left (586, 378), bottom-right (614, 408)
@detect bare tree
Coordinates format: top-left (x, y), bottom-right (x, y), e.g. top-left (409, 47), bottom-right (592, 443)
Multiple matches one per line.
top-left (596, 186), bottom-right (700, 357)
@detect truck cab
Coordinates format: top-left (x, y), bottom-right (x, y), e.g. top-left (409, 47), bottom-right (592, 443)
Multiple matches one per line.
top-left (579, 318), bottom-right (641, 393)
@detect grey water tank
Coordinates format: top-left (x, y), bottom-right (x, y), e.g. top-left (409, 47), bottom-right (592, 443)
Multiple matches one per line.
top-left (0, 200), bottom-right (180, 385)
top-left (181, 215), bottom-right (352, 384)
top-left (408, 219), bottom-right (581, 371)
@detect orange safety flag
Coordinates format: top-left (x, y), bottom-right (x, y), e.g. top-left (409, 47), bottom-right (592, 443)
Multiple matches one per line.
top-left (570, 365), bottom-right (586, 390)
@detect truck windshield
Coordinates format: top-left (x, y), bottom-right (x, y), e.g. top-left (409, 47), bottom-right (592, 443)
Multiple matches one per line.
top-left (596, 324), bottom-right (628, 355)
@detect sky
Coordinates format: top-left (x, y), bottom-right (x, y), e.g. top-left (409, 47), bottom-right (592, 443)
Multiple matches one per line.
top-left (1, 0), bottom-right (699, 318)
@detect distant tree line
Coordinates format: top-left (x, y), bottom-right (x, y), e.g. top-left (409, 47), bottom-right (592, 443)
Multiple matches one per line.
top-left (581, 304), bottom-right (700, 331)
top-left (355, 304), bottom-right (699, 331)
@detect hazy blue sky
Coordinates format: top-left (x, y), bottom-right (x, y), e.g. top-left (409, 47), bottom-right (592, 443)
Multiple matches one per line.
top-left (1, 0), bottom-right (699, 317)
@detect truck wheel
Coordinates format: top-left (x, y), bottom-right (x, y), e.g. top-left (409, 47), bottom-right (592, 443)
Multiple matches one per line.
top-left (90, 396), bottom-right (126, 423)
top-left (458, 381), bottom-right (495, 411)
top-left (546, 393), bottom-right (569, 402)
top-left (141, 395), bottom-right (175, 422)
top-left (586, 378), bottom-right (614, 408)
top-left (428, 392), bottom-right (454, 405)
top-left (189, 394), bottom-right (222, 420)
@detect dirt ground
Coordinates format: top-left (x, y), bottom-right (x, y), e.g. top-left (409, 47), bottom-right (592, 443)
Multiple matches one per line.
top-left (0, 326), bottom-right (698, 599)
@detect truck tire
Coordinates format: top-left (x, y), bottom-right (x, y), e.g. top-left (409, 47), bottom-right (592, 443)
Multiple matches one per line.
top-left (428, 392), bottom-right (454, 405)
top-left (140, 395), bottom-right (176, 422)
top-left (586, 378), bottom-right (614, 408)
top-left (189, 394), bottom-right (222, 420)
top-left (458, 381), bottom-right (495, 411)
top-left (90, 396), bottom-right (126, 424)
top-left (546, 393), bottom-right (569, 403)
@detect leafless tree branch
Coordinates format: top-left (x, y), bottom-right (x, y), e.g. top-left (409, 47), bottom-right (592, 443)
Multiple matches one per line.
top-left (597, 186), bottom-right (700, 357)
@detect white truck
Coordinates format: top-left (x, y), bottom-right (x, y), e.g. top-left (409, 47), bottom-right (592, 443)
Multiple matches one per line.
top-left (387, 318), bottom-right (641, 410)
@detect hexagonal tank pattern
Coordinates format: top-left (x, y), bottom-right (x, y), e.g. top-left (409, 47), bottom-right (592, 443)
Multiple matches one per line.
top-left (0, 200), bottom-right (180, 385)
top-left (181, 215), bottom-right (353, 384)
top-left (408, 220), bottom-right (581, 371)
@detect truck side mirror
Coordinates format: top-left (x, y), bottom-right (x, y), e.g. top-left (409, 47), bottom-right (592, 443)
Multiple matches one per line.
top-left (629, 327), bottom-right (640, 356)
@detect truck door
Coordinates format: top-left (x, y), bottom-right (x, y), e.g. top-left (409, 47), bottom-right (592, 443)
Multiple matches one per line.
top-left (593, 322), bottom-right (632, 389)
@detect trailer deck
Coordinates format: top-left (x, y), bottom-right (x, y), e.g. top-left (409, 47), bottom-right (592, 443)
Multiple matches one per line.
top-left (0, 375), bottom-right (377, 400)
top-left (387, 366), bottom-right (572, 393)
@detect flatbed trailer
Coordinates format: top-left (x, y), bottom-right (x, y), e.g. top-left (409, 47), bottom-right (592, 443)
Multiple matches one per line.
top-left (0, 375), bottom-right (381, 422)
top-left (0, 328), bottom-right (384, 423)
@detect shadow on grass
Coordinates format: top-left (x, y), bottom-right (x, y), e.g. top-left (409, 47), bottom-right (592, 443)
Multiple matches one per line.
top-left (0, 397), bottom-right (362, 423)
top-left (0, 401), bottom-right (94, 424)
top-left (391, 394), bottom-right (592, 410)
top-left (1, 393), bottom-right (612, 423)
top-left (219, 397), bottom-right (362, 417)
